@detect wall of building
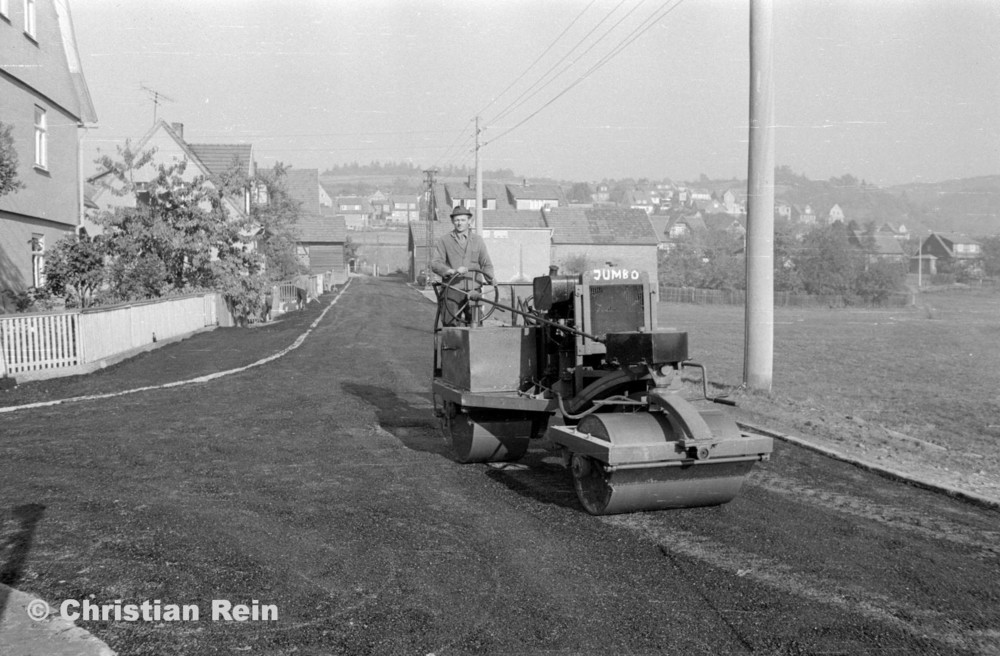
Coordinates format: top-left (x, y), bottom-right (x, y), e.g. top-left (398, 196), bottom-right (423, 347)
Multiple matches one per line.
top-left (0, 86), bottom-right (81, 228)
top-left (550, 244), bottom-right (658, 282)
top-left (0, 211), bottom-right (75, 297)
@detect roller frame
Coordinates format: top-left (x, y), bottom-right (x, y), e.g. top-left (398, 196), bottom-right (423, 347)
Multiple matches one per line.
top-left (547, 392), bottom-right (773, 468)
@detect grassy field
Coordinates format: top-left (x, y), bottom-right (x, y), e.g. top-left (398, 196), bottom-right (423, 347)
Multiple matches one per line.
top-left (659, 287), bottom-right (1000, 499)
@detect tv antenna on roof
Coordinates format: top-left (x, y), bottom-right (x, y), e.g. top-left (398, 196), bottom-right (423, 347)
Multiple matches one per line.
top-left (139, 84), bottom-right (176, 124)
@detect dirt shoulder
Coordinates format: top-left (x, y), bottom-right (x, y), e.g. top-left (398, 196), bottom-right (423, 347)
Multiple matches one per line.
top-left (728, 389), bottom-right (1000, 508)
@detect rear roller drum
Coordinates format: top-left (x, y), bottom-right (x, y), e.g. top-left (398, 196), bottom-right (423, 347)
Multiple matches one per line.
top-left (443, 407), bottom-right (537, 464)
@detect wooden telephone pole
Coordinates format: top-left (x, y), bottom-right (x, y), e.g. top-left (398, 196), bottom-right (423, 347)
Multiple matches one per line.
top-left (423, 168), bottom-right (438, 287)
top-left (474, 116), bottom-right (483, 233)
top-left (743, 0), bottom-right (775, 392)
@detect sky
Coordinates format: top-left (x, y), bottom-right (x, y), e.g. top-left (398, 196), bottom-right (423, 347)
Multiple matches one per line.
top-left (69, 0), bottom-right (1000, 187)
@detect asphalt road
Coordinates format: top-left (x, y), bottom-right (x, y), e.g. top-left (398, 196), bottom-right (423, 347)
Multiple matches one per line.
top-left (1, 275), bottom-right (998, 655)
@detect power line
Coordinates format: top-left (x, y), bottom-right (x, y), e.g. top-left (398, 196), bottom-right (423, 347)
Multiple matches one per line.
top-left (486, 0), bottom-right (631, 127)
top-left (486, 0), bottom-right (686, 148)
top-left (475, 0), bottom-right (598, 119)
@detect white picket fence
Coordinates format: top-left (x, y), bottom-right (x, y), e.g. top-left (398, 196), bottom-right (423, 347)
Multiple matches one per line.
top-left (0, 274), bottom-right (333, 381)
top-left (0, 293), bottom-right (221, 381)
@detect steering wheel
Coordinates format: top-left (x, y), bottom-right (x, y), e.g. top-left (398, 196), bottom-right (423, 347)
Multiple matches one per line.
top-left (441, 268), bottom-right (498, 326)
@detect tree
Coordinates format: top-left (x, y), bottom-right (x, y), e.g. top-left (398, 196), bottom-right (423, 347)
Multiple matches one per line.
top-left (658, 230), bottom-right (745, 291)
top-left (795, 224), bottom-right (861, 296)
top-left (980, 235), bottom-right (1000, 278)
top-left (43, 233), bottom-right (106, 307)
top-left (245, 164), bottom-right (303, 280)
top-left (567, 182), bottom-right (592, 204)
top-left (853, 260), bottom-right (906, 304)
top-left (0, 121), bottom-right (25, 198)
top-left (93, 143), bottom-right (266, 317)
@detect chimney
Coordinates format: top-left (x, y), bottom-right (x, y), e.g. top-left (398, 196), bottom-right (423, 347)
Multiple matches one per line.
top-left (171, 122), bottom-right (184, 140)
top-left (467, 174), bottom-right (475, 190)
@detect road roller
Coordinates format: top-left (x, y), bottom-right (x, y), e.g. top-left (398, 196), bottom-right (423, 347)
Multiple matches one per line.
top-left (431, 266), bottom-right (773, 515)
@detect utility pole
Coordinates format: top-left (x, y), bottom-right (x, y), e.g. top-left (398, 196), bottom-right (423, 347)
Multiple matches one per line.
top-left (474, 116), bottom-right (483, 233)
top-left (423, 168), bottom-right (438, 288)
top-left (743, 0), bottom-right (775, 392)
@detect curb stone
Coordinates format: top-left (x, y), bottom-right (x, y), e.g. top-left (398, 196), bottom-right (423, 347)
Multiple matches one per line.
top-left (0, 583), bottom-right (116, 656)
top-left (740, 421), bottom-right (1000, 511)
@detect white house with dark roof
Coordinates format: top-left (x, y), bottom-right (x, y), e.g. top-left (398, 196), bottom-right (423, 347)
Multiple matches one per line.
top-left (506, 182), bottom-right (563, 211)
top-left (334, 196), bottom-right (372, 230)
top-left (444, 180), bottom-right (506, 212)
top-left (89, 120), bottom-right (254, 221)
top-left (1, 0), bottom-right (98, 298)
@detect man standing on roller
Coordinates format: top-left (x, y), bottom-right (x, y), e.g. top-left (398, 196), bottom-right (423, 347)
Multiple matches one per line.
top-left (431, 205), bottom-right (494, 326)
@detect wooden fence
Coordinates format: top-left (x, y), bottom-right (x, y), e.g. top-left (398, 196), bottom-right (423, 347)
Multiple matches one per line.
top-left (659, 286), bottom-right (913, 308)
top-left (0, 293), bottom-right (221, 381)
top-left (1, 274), bottom-right (333, 381)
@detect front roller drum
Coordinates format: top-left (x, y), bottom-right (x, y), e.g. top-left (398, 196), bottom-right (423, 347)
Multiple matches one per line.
top-left (442, 404), bottom-right (545, 463)
top-left (571, 454), bottom-right (755, 515)
top-left (565, 411), bottom-right (761, 515)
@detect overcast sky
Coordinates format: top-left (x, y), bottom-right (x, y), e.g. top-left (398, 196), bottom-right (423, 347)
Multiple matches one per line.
top-left (70, 0), bottom-right (1000, 186)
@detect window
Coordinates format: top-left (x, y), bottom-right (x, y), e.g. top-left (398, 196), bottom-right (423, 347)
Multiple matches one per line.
top-left (31, 234), bottom-right (45, 287)
top-left (33, 105), bottom-right (47, 168)
top-left (24, 0), bottom-right (35, 38)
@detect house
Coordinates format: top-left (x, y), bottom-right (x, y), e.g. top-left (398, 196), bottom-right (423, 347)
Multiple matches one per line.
top-left (848, 230), bottom-right (907, 264)
top-left (878, 222), bottom-right (909, 240)
top-left (334, 196), bottom-right (372, 230)
top-left (920, 232), bottom-right (983, 271)
top-left (389, 196), bottom-right (419, 224)
top-left (593, 183), bottom-right (610, 203)
top-left (793, 204), bottom-right (817, 225)
top-left (444, 180), bottom-right (505, 212)
top-left (625, 188), bottom-right (655, 215)
top-left (283, 168), bottom-right (347, 283)
top-left (827, 203), bottom-right (845, 225)
top-left (368, 189), bottom-right (391, 223)
top-left (703, 214), bottom-right (747, 238)
top-left (505, 182), bottom-right (563, 211)
top-left (722, 189), bottom-right (746, 216)
top-left (541, 206), bottom-right (660, 280)
top-left (647, 216), bottom-right (671, 250)
top-left (665, 212), bottom-right (707, 239)
top-left (774, 200), bottom-right (792, 221)
top-left (0, 0), bottom-right (98, 301)
top-left (89, 121), bottom-right (254, 221)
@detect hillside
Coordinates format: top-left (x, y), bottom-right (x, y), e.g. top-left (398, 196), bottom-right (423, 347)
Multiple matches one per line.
top-left (885, 175), bottom-right (1000, 236)
top-left (697, 172), bottom-right (1000, 237)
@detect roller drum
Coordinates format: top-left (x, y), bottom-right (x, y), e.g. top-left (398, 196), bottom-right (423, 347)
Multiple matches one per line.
top-left (570, 412), bottom-right (756, 515)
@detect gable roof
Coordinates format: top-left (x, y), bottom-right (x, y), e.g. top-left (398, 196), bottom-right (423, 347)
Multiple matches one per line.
top-left (283, 168), bottom-right (321, 216)
top-left (298, 212), bottom-right (346, 243)
top-left (506, 183), bottom-right (564, 202)
top-left (445, 181), bottom-right (512, 209)
top-left (543, 207), bottom-right (659, 245)
top-left (703, 214), bottom-right (746, 232)
top-left (648, 216), bottom-right (671, 242)
top-left (186, 143), bottom-right (255, 178)
top-left (481, 209), bottom-right (547, 229)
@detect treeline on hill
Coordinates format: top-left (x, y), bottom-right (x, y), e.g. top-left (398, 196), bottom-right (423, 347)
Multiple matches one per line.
top-left (21, 144), bottom-right (306, 323)
top-left (321, 160), bottom-right (515, 180)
